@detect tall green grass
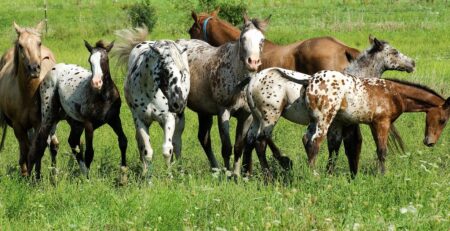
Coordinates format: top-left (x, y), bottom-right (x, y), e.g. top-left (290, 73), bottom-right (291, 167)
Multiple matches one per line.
top-left (0, 0), bottom-right (448, 229)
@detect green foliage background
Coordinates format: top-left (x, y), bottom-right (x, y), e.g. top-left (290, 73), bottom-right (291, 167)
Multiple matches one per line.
top-left (0, 0), bottom-right (448, 230)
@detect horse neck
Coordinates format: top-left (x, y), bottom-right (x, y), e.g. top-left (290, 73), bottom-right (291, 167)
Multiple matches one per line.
top-left (390, 81), bottom-right (445, 112)
top-left (207, 19), bottom-right (241, 46)
top-left (343, 53), bottom-right (384, 78)
top-left (15, 49), bottom-right (40, 100)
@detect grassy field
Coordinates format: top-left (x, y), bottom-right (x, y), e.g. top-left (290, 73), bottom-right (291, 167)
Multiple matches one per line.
top-left (0, 0), bottom-right (449, 230)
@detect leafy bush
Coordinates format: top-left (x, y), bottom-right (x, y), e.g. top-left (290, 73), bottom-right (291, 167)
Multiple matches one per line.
top-left (198, 0), bottom-right (247, 26)
top-left (126, 0), bottom-right (157, 32)
top-left (217, 2), bottom-right (247, 26)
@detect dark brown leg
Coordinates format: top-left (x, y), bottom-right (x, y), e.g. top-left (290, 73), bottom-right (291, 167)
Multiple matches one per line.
top-left (84, 122), bottom-right (95, 170)
top-left (326, 122), bottom-right (343, 174)
top-left (108, 115), bottom-right (128, 168)
top-left (217, 110), bottom-right (232, 170)
top-left (255, 137), bottom-right (273, 181)
top-left (197, 113), bottom-right (219, 169)
top-left (267, 138), bottom-right (292, 170)
top-left (370, 121), bottom-right (390, 175)
top-left (343, 124), bottom-right (362, 178)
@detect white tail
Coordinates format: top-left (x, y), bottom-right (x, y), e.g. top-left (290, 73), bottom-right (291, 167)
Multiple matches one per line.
top-left (113, 25), bottom-right (149, 69)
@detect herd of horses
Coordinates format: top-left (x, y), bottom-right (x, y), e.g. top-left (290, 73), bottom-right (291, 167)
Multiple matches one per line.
top-left (0, 9), bottom-right (448, 182)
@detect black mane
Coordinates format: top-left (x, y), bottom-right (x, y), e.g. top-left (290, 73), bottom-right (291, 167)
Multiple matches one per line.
top-left (385, 78), bottom-right (445, 100)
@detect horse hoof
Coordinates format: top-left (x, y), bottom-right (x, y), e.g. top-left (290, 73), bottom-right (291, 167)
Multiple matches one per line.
top-left (280, 156), bottom-right (293, 170)
top-left (117, 166), bottom-right (128, 186)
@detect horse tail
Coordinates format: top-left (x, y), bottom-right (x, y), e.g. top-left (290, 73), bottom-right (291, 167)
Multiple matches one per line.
top-left (113, 25), bottom-right (149, 70)
top-left (0, 110), bottom-right (7, 152)
top-left (387, 124), bottom-right (405, 154)
top-left (275, 68), bottom-right (310, 85)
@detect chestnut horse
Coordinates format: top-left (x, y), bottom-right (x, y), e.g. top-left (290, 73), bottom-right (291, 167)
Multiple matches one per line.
top-left (0, 21), bottom-right (59, 176)
top-left (302, 71), bottom-right (449, 174)
top-left (189, 9), bottom-right (360, 74)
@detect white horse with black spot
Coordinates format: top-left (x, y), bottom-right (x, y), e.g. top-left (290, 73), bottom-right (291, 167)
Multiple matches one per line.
top-left (114, 29), bottom-right (190, 176)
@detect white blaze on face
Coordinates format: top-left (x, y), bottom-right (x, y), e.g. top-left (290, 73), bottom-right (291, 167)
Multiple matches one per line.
top-left (90, 51), bottom-right (103, 90)
top-left (242, 29), bottom-right (264, 71)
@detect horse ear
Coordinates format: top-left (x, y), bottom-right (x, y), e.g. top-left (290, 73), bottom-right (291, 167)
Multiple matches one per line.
top-left (211, 7), bottom-right (220, 16)
top-left (191, 11), bottom-right (199, 23)
top-left (369, 34), bottom-right (375, 44)
top-left (243, 12), bottom-right (250, 25)
top-left (258, 14), bottom-right (271, 32)
top-left (106, 40), bottom-right (115, 52)
top-left (84, 40), bottom-right (93, 53)
top-left (35, 21), bottom-right (45, 33)
top-left (444, 97), bottom-right (450, 109)
top-left (13, 21), bottom-right (24, 34)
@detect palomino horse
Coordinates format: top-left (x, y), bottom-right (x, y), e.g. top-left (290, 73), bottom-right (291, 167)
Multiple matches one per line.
top-left (177, 14), bottom-right (268, 172)
top-left (188, 9), bottom-right (363, 173)
top-left (302, 71), bottom-right (449, 174)
top-left (0, 21), bottom-right (59, 176)
top-left (243, 36), bottom-right (415, 178)
top-left (28, 40), bottom-right (128, 179)
top-left (114, 30), bottom-right (190, 175)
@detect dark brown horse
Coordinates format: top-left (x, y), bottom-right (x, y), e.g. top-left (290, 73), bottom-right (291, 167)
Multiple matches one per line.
top-left (28, 40), bottom-right (128, 180)
top-left (0, 21), bottom-right (59, 176)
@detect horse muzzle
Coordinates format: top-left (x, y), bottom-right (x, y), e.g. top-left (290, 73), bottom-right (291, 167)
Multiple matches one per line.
top-left (245, 57), bottom-right (262, 72)
top-left (423, 137), bottom-right (435, 147)
top-left (91, 77), bottom-right (103, 91)
top-left (28, 64), bottom-right (41, 78)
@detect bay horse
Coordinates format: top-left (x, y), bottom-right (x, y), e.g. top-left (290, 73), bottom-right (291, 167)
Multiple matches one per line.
top-left (176, 14), bottom-right (268, 172)
top-left (113, 32), bottom-right (190, 176)
top-left (188, 9), bottom-right (364, 173)
top-left (27, 40), bottom-right (128, 179)
top-left (189, 9), bottom-right (360, 74)
top-left (302, 71), bottom-right (449, 175)
top-left (243, 36), bottom-right (416, 178)
top-left (0, 21), bottom-right (59, 176)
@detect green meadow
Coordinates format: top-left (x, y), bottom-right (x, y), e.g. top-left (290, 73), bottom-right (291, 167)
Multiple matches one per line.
top-left (0, 0), bottom-right (449, 229)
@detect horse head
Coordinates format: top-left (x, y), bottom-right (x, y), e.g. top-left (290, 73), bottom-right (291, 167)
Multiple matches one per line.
top-left (188, 8), bottom-right (220, 42)
top-left (150, 41), bottom-right (190, 114)
top-left (424, 97), bottom-right (450, 147)
top-left (13, 21), bottom-right (45, 78)
top-left (368, 35), bottom-right (415, 73)
top-left (239, 13), bottom-right (270, 72)
top-left (84, 40), bottom-right (114, 91)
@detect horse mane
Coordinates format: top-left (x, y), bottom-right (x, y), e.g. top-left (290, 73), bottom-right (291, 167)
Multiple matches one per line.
top-left (385, 78), bottom-right (445, 101)
top-left (249, 18), bottom-right (268, 33)
top-left (94, 40), bottom-right (108, 49)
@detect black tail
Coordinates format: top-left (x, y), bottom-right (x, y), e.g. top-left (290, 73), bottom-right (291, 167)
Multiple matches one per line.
top-left (275, 69), bottom-right (310, 85)
top-left (387, 124), bottom-right (405, 154)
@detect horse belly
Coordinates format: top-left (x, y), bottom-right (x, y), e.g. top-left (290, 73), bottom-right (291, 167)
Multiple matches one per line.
top-left (282, 102), bottom-right (310, 125)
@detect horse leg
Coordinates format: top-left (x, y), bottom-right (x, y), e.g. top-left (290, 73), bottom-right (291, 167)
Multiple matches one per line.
top-left (173, 112), bottom-right (185, 161)
top-left (326, 122), bottom-right (343, 174)
top-left (239, 120), bottom-right (259, 177)
top-left (233, 113), bottom-right (253, 177)
top-left (13, 124), bottom-right (30, 177)
top-left (197, 113), bottom-right (219, 170)
top-left (48, 124), bottom-right (59, 169)
top-left (218, 109), bottom-right (232, 170)
top-left (255, 137), bottom-right (273, 181)
top-left (159, 113), bottom-right (176, 167)
top-left (107, 114), bottom-right (128, 180)
top-left (83, 121), bottom-right (95, 176)
top-left (267, 138), bottom-right (292, 171)
top-left (134, 118), bottom-right (153, 177)
top-left (343, 124), bottom-right (362, 178)
top-left (67, 119), bottom-right (86, 175)
top-left (370, 120), bottom-right (390, 175)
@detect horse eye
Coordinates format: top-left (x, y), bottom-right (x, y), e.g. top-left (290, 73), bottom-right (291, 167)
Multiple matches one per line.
top-left (18, 44), bottom-right (23, 49)
top-left (440, 119), bottom-right (446, 124)
top-left (38, 42), bottom-right (42, 46)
